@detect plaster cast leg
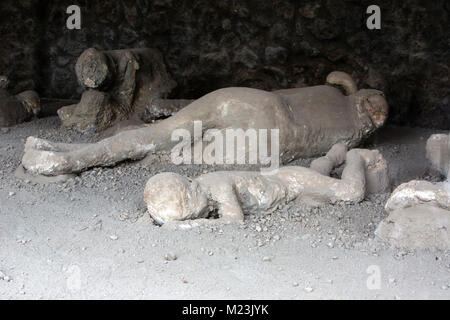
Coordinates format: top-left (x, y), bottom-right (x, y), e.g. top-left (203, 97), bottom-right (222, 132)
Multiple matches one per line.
top-left (22, 110), bottom-right (198, 175)
top-left (310, 145), bottom-right (389, 195)
top-left (328, 149), bottom-right (366, 203)
top-left (310, 143), bottom-right (347, 176)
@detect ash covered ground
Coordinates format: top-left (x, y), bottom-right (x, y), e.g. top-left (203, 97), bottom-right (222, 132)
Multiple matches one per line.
top-left (0, 117), bottom-right (449, 299)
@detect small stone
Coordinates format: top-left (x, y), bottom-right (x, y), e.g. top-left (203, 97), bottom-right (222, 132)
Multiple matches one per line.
top-left (109, 235), bottom-right (119, 240)
top-left (165, 253), bottom-right (177, 261)
top-left (8, 192), bottom-right (15, 197)
top-left (292, 282), bottom-right (299, 287)
top-left (255, 225), bottom-right (262, 232)
top-left (441, 285), bottom-right (448, 290)
top-left (262, 256), bottom-right (271, 262)
top-left (0, 271), bottom-right (11, 282)
top-left (304, 286), bottom-right (314, 293)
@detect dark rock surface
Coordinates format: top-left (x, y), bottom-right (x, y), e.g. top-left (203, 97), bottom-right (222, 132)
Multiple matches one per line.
top-left (0, 0), bottom-right (448, 128)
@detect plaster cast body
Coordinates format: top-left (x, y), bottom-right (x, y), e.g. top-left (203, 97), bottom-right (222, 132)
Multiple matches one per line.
top-left (22, 71), bottom-right (388, 176)
top-left (0, 76), bottom-right (40, 127)
top-left (144, 145), bottom-right (389, 225)
top-left (57, 47), bottom-right (180, 132)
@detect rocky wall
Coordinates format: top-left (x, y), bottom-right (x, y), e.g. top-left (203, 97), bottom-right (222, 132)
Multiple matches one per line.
top-left (0, 0), bottom-right (448, 128)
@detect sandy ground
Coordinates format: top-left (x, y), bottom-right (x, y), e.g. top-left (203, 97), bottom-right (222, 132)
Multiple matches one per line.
top-left (0, 117), bottom-right (449, 299)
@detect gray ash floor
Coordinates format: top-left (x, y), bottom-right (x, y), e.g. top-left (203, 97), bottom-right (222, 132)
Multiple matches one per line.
top-left (0, 117), bottom-right (449, 299)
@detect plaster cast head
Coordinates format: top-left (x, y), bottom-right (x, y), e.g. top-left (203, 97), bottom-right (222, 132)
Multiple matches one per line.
top-left (326, 71), bottom-right (388, 128)
top-left (75, 47), bottom-right (114, 89)
top-left (144, 172), bottom-right (209, 224)
top-left (16, 90), bottom-right (41, 116)
top-left (352, 89), bottom-right (389, 128)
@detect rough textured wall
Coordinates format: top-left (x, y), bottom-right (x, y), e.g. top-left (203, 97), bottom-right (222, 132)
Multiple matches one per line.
top-left (0, 0), bottom-right (42, 94)
top-left (0, 0), bottom-right (449, 128)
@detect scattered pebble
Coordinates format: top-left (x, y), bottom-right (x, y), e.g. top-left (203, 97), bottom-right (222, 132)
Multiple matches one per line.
top-left (0, 270), bottom-right (11, 282)
top-left (109, 235), bottom-right (119, 240)
top-left (262, 256), bottom-right (271, 262)
top-left (389, 278), bottom-right (397, 285)
top-left (304, 286), bottom-right (314, 293)
top-left (165, 253), bottom-right (177, 261)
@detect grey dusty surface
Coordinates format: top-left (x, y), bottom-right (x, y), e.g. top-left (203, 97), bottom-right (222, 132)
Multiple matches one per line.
top-left (0, 117), bottom-right (449, 299)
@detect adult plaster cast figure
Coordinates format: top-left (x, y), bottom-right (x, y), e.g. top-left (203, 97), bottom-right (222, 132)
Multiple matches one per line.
top-left (375, 133), bottom-right (450, 250)
top-left (57, 47), bottom-right (187, 132)
top-left (144, 144), bottom-right (389, 225)
top-left (22, 71), bottom-right (388, 176)
top-left (0, 76), bottom-right (40, 127)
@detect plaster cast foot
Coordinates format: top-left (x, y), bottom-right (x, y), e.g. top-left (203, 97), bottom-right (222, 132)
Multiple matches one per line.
top-left (25, 136), bottom-right (87, 152)
top-left (22, 148), bottom-right (71, 176)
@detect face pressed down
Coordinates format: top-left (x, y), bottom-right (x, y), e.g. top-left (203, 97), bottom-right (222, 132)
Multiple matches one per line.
top-left (143, 172), bottom-right (209, 224)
